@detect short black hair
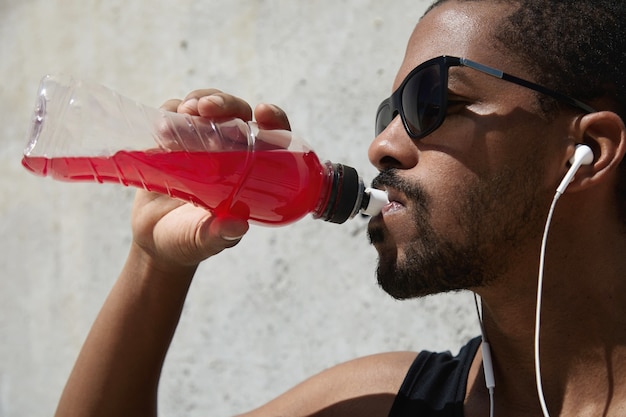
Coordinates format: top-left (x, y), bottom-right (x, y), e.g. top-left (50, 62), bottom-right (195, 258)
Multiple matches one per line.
top-left (427, 0), bottom-right (626, 225)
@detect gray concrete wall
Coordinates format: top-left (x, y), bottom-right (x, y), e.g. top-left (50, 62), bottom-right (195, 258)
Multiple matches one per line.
top-left (0, 1), bottom-right (479, 416)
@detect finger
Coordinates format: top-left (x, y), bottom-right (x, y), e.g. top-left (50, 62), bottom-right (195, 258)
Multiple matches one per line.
top-left (177, 89), bottom-right (223, 116)
top-left (182, 88), bottom-right (224, 102)
top-left (161, 98), bottom-right (183, 112)
top-left (177, 89), bottom-right (253, 121)
top-left (254, 103), bottom-right (291, 130)
top-left (196, 93), bottom-right (254, 121)
top-left (203, 215), bottom-right (250, 249)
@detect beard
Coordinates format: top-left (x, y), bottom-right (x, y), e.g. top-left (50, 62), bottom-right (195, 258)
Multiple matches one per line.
top-left (368, 164), bottom-right (548, 300)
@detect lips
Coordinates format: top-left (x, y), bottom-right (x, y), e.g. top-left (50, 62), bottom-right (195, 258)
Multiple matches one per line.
top-left (370, 169), bottom-right (418, 218)
top-left (376, 187), bottom-right (406, 215)
top-left (382, 200), bottom-right (405, 215)
top-left (367, 186), bottom-right (408, 246)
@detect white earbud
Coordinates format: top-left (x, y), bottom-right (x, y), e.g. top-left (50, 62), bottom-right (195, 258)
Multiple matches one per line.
top-left (555, 144), bottom-right (594, 195)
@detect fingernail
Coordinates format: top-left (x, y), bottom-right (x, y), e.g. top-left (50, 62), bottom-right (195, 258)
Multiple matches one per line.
top-left (181, 97), bottom-right (198, 110)
top-left (222, 234), bottom-right (244, 241)
top-left (203, 95), bottom-right (225, 107)
top-left (269, 104), bottom-right (284, 116)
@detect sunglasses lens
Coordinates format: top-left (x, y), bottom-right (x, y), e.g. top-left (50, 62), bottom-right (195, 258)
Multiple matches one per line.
top-left (402, 63), bottom-right (444, 138)
top-left (375, 101), bottom-right (393, 136)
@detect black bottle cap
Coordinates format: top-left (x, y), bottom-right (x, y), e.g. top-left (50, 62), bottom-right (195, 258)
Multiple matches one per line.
top-left (324, 163), bottom-right (361, 224)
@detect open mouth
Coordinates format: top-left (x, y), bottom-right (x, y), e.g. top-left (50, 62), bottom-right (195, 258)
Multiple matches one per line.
top-left (378, 187), bottom-right (406, 215)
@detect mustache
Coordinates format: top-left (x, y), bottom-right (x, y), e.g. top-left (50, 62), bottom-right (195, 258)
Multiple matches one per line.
top-left (371, 169), bottom-right (430, 210)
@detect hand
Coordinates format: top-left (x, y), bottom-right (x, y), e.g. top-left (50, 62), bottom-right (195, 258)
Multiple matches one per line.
top-left (130, 90), bottom-right (291, 270)
top-left (176, 88), bottom-right (291, 131)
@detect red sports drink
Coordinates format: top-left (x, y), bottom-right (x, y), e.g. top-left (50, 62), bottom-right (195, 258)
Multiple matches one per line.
top-left (22, 149), bottom-right (331, 225)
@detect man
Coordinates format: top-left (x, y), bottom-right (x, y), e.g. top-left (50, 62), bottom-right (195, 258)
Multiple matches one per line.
top-left (54, 0), bottom-right (626, 416)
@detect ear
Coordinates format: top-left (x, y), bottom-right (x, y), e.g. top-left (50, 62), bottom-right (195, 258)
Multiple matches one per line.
top-left (564, 111), bottom-right (626, 192)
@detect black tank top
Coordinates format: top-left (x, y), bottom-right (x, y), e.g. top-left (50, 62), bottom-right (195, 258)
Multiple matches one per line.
top-left (387, 336), bottom-right (481, 417)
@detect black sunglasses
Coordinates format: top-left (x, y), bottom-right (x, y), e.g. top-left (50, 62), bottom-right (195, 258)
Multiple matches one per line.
top-left (375, 55), bottom-right (596, 140)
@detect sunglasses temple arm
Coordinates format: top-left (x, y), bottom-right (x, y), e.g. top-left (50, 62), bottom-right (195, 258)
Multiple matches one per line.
top-left (459, 58), bottom-right (596, 114)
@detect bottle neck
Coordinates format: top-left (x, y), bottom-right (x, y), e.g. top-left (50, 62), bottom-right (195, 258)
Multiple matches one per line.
top-left (313, 161), bottom-right (365, 224)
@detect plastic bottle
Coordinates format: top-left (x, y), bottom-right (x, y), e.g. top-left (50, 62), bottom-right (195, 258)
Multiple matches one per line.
top-left (22, 75), bottom-right (388, 226)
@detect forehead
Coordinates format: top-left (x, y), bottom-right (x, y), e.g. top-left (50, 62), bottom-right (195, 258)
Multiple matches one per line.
top-left (394, 1), bottom-right (519, 89)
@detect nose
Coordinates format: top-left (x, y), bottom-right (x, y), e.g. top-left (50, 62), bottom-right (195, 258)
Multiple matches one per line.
top-left (368, 116), bottom-right (419, 171)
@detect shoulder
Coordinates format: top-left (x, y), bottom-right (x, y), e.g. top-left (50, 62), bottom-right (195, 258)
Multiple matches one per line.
top-left (236, 339), bottom-right (482, 417)
top-left (236, 351), bottom-right (419, 417)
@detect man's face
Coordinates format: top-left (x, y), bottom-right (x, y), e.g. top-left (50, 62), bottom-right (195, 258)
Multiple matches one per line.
top-left (367, 1), bottom-right (567, 299)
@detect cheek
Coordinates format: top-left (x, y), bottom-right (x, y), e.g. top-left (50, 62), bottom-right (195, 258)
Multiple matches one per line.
top-left (415, 158), bottom-right (477, 242)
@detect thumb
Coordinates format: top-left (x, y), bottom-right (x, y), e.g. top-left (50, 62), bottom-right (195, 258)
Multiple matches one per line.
top-left (202, 216), bottom-right (250, 249)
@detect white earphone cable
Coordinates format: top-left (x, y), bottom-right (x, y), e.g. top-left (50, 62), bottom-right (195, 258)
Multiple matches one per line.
top-left (474, 293), bottom-right (496, 417)
top-left (535, 192), bottom-right (561, 417)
